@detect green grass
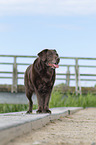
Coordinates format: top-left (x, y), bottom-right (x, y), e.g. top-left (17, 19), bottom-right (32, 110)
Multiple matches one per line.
top-left (50, 92), bottom-right (96, 108)
top-left (0, 84), bottom-right (96, 113)
top-left (49, 83), bottom-right (96, 108)
top-left (0, 104), bottom-right (38, 113)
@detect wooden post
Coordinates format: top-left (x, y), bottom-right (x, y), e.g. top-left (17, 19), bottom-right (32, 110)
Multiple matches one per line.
top-left (78, 69), bottom-right (82, 95)
top-left (11, 57), bottom-right (18, 93)
top-left (75, 58), bottom-right (79, 95)
top-left (66, 66), bottom-right (70, 86)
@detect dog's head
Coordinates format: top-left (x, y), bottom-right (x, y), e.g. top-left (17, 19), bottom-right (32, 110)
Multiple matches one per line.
top-left (38, 49), bottom-right (60, 69)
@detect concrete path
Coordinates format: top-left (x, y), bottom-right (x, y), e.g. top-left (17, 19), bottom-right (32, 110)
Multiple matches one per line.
top-left (0, 107), bottom-right (82, 145)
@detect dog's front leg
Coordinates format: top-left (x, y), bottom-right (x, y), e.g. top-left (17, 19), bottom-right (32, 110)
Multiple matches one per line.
top-left (36, 94), bottom-right (44, 113)
top-left (43, 94), bottom-right (51, 114)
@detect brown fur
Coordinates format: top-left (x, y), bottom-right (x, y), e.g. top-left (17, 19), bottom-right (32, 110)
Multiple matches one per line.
top-left (24, 49), bottom-right (60, 114)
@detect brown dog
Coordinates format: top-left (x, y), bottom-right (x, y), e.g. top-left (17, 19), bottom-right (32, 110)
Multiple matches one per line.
top-left (24, 49), bottom-right (60, 114)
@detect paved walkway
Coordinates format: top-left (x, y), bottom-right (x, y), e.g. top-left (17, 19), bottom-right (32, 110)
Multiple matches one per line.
top-left (7, 108), bottom-right (96, 145)
top-left (0, 107), bottom-right (81, 145)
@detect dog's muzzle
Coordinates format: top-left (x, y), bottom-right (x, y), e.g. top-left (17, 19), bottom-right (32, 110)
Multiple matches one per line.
top-left (48, 63), bottom-right (59, 69)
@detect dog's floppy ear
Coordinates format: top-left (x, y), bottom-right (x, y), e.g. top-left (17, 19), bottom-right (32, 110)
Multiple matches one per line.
top-left (54, 49), bottom-right (56, 52)
top-left (38, 49), bottom-right (48, 61)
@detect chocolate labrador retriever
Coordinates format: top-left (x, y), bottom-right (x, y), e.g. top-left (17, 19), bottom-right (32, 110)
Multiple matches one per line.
top-left (24, 49), bottom-right (60, 114)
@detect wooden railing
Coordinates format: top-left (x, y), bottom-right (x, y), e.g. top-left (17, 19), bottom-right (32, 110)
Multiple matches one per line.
top-left (0, 55), bottom-right (96, 94)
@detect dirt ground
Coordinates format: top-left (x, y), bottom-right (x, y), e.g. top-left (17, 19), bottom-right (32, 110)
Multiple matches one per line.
top-left (7, 108), bottom-right (96, 145)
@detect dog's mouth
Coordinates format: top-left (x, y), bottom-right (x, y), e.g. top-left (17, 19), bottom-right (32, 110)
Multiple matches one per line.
top-left (48, 63), bottom-right (59, 69)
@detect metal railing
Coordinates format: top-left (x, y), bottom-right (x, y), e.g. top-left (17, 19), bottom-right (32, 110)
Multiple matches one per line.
top-left (0, 55), bottom-right (96, 94)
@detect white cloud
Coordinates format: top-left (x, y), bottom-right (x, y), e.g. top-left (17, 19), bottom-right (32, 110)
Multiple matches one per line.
top-left (0, 0), bottom-right (96, 16)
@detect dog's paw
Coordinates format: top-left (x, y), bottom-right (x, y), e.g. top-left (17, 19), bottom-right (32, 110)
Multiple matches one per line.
top-left (46, 110), bottom-right (51, 114)
top-left (36, 110), bottom-right (42, 114)
top-left (26, 110), bottom-right (32, 114)
top-left (43, 109), bottom-right (51, 114)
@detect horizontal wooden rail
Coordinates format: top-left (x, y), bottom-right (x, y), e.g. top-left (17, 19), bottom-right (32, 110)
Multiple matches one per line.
top-left (1, 72), bottom-right (96, 77)
top-left (0, 63), bottom-right (14, 65)
top-left (0, 77), bottom-right (12, 79)
top-left (60, 64), bottom-right (96, 68)
top-left (56, 78), bottom-right (96, 81)
top-left (1, 54), bottom-right (96, 60)
top-left (60, 56), bottom-right (96, 60)
top-left (0, 71), bottom-right (13, 74)
top-left (1, 62), bottom-right (96, 68)
top-left (0, 55), bottom-right (37, 58)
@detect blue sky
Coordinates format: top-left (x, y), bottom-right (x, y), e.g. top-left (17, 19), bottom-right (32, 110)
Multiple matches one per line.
top-left (0, 0), bottom-right (96, 86)
top-left (0, 0), bottom-right (96, 57)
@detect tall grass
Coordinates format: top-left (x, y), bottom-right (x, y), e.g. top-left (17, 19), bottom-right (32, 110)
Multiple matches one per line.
top-left (50, 91), bottom-right (96, 108)
top-left (49, 83), bottom-right (96, 108)
top-left (0, 104), bottom-right (37, 113)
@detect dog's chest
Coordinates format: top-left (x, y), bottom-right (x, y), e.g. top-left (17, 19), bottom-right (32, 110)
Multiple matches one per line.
top-left (44, 68), bottom-right (55, 78)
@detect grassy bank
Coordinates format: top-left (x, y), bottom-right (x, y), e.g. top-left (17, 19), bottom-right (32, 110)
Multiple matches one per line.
top-left (50, 92), bottom-right (96, 108)
top-left (0, 104), bottom-right (38, 113)
top-left (50, 83), bottom-right (96, 108)
top-left (0, 84), bottom-right (96, 113)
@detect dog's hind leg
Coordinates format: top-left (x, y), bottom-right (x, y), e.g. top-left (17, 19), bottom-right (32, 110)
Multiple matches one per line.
top-left (26, 91), bottom-right (33, 114)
